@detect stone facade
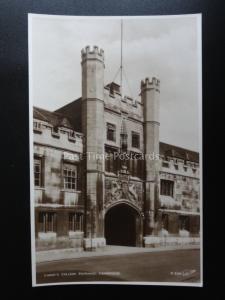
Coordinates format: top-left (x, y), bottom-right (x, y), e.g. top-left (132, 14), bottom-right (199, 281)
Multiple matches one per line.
top-left (33, 46), bottom-right (200, 251)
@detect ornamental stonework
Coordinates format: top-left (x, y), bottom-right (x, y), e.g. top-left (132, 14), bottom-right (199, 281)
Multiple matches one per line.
top-left (105, 177), bottom-right (143, 210)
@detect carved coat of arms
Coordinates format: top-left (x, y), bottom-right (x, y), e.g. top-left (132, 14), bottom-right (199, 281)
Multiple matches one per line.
top-left (105, 178), bottom-right (143, 209)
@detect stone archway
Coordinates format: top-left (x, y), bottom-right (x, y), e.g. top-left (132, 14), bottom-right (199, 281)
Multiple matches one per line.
top-left (104, 203), bottom-right (141, 247)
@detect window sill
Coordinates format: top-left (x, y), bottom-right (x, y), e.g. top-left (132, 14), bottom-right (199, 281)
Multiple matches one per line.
top-left (61, 189), bottom-right (81, 193)
top-left (68, 231), bottom-right (84, 238)
top-left (34, 186), bottom-right (45, 190)
top-left (38, 232), bottom-right (56, 240)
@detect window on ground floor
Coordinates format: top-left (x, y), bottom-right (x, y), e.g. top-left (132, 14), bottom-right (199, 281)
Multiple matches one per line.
top-left (69, 213), bottom-right (83, 231)
top-left (179, 215), bottom-right (190, 231)
top-left (38, 212), bottom-right (56, 232)
top-left (162, 214), bottom-right (169, 230)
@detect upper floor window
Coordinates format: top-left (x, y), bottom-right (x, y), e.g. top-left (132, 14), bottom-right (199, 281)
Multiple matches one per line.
top-left (129, 153), bottom-right (143, 178)
top-left (105, 147), bottom-right (118, 173)
top-left (63, 163), bottom-right (77, 190)
top-left (33, 121), bottom-right (42, 133)
top-left (132, 132), bottom-right (140, 149)
top-left (34, 158), bottom-right (42, 187)
top-left (160, 179), bottom-right (174, 197)
top-left (107, 123), bottom-right (116, 142)
top-left (33, 121), bottom-right (41, 129)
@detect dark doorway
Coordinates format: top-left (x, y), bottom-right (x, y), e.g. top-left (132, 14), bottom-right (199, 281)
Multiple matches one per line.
top-left (105, 204), bottom-right (139, 246)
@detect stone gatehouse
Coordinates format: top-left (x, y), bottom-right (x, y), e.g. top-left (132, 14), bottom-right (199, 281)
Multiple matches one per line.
top-left (33, 46), bottom-right (200, 251)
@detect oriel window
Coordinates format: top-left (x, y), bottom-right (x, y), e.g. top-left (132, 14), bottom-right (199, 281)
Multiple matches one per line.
top-left (63, 163), bottom-right (77, 190)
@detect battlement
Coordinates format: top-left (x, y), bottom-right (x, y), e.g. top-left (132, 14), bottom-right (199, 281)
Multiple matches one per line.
top-left (160, 156), bottom-right (199, 178)
top-left (81, 45), bottom-right (104, 62)
top-left (141, 77), bottom-right (160, 91)
top-left (33, 119), bottom-right (83, 153)
top-left (123, 95), bottom-right (134, 103)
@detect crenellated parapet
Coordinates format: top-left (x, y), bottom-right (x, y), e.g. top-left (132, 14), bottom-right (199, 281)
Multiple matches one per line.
top-left (160, 155), bottom-right (199, 178)
top-left (104, 85), bottom-right (143, 121)
top-left (141, 77), bottom-right (160, 93)
top-left (33, 119), bottom-right (83, 153)
top-left (81, 45), bottom-right (104, 63)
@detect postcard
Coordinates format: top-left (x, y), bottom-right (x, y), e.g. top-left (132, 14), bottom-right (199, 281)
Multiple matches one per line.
top-left (29, 13), bottom-right (202, 287)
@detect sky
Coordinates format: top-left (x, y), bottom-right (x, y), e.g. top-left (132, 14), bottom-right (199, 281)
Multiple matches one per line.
top-left (30, 15), bottom-right (201, 152)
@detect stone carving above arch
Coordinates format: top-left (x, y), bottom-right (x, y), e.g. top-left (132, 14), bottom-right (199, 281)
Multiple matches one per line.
top-left (104, 177), bottom-right (143, 210)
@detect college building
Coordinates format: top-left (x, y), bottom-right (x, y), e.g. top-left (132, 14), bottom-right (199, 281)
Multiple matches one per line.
top-left (33, 46), bottom-right (200, 251)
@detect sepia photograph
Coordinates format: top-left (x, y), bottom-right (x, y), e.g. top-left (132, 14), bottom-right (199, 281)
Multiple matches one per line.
top-left (29, 14), bottom-right (202, 287)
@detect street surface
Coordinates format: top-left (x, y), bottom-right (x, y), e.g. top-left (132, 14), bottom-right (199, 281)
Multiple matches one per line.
top-left (36, 249), bottom-right (200, 284)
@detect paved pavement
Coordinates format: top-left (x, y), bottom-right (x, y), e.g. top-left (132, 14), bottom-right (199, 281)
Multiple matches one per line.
top-left (36, 244), bottom-right (200, 263)
top-left (36, 248), bottom-right (201, 285)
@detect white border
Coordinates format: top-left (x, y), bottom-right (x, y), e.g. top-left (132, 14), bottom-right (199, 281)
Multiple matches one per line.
top-left (197, 13), bottom-right (203, 287)
top-left (28, 14), bottom-right (37, 287)
top-left (28, 13), bottom-right (203, 288)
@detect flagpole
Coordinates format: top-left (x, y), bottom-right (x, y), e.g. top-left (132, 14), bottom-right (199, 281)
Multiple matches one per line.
top-left (120, 19), bottom-right (123, 98)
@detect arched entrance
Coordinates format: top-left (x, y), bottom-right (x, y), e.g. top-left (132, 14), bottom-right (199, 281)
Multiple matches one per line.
top-left (104, 203), bottom-right (141, 246)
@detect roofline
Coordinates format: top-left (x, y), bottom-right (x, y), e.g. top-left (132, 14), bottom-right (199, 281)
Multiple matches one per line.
top-left (159, 141), bottom-right (199, 155)
top-left (54, 97), bottom-right (82, 113)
